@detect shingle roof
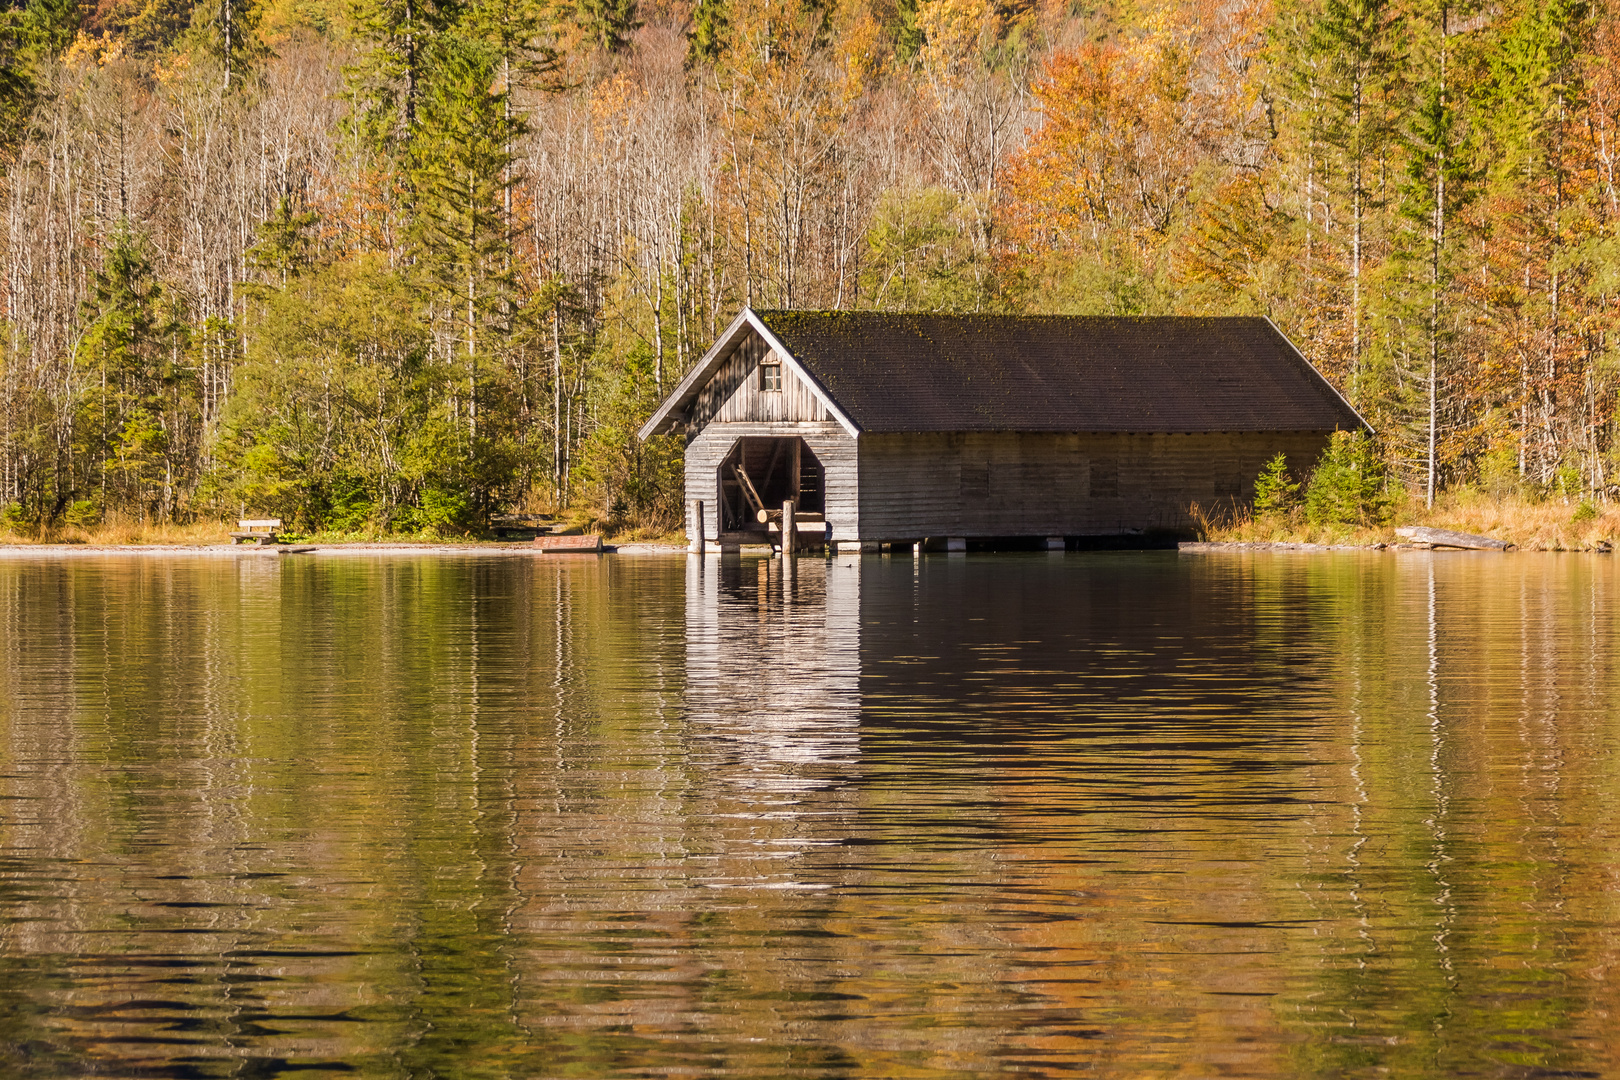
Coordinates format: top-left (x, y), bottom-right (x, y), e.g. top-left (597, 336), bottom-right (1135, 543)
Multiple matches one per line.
top-left (638, 309), bottom-right (1368, 440)
top-left (752, 311), bottom-right (1364, 434)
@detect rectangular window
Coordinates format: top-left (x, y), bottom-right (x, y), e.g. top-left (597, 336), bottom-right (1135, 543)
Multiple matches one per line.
top-left (759, 360), bottom-right (783, 392)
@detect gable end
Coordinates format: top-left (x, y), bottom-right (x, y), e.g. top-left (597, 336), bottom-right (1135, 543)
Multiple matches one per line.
top-left (638, 309), bottom-right (861, 440)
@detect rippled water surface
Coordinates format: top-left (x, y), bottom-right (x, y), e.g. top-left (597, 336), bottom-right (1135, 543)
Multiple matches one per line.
top-left (2, 550), bottom-right (1619, 1078)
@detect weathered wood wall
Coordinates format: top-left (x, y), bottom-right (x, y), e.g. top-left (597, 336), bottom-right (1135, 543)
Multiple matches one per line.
top-left (687, 422), bottom-right (858, 541)
top-left (681, 331), bottom-right (1335, 544)
top-left (854, 431), bottom-right (1333, 540)
top-left (686, 330), bottom-right (831, 429)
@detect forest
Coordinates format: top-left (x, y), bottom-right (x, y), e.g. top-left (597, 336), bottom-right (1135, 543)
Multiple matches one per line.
top-left (0, 0), bottom-right (1616, 535)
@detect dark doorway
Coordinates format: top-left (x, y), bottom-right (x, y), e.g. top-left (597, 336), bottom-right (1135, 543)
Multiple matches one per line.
top-left (718, 437), bottom-right (824, 533)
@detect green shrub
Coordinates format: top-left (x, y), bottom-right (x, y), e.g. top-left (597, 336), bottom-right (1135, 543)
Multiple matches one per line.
top-left (1553, 465), bottom-right (1584, 501)
top-left (1573, 499), bottom-right (1599, 523)
top-left (64, 500), bottom-right (102, 529)
top-left (415, 486), bottom-right (473, 535)
top-left (0, 503), bottom-right (30, 532)
top-left (1253, 452), bottom-right (1300, 514)
top-left (1304, 431), bottom-right (1393, 526)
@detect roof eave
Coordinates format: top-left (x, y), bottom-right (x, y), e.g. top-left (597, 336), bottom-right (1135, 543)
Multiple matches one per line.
top-left (637, 309), bottom-right (755, 441)
top-left (1262, 315), bottom-right (1375, 435)
top-left (746, 311), bottom-right (862, 438)
top-left (639, 308), bottom-right (864, 441)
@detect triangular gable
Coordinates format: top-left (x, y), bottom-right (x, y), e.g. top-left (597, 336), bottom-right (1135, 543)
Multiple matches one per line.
top-left (637, 309), bottom-right (861, 440)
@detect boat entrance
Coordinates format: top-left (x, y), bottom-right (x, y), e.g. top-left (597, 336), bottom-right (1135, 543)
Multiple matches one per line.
top-left (718, 437), bottom-right (824, 534)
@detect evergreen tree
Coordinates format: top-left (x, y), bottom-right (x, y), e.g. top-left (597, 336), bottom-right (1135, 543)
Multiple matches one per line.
top-left (188, 0), bottom-right (271, 90)
top-left (76, 225), bottom-right (188, 520)
top-left (1477, 0), bottom-right (1593, 484)
top-left (573, 0), bottom-right (639, 53)
top-left (462, 0), bottom-right (560, 84)
top-left (347, 0), bottom-right (463, 145)
top-left (894, 0), bottom-right (923, 62)
top-left (687, 0), bottom-right (727, 66)
top-left (408, 33), bottom-right (522, 493)
top-left (1389, 0), bottom-right (1478, 506)
top-left (1293, 0), bottom-right (1407, 402)
top-left (246, 197), bottom-right (321, 290)
top-left (0, 0), bottom-right (79, 163)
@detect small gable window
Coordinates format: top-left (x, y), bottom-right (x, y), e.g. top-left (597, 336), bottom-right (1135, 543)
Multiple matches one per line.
top-left (759, 356), bottom-right (783, 392)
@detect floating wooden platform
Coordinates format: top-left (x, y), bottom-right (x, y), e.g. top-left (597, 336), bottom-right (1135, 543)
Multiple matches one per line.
top-left (534, 534), bottom-right (602, 553)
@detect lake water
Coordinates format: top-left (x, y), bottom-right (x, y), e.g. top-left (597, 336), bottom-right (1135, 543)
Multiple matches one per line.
top-left (1, 550), bottom-right (1617, 1078)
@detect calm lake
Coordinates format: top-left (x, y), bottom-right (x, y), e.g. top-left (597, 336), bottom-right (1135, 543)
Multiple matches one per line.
top-left (1, 550), bottom-right (1617, 1078)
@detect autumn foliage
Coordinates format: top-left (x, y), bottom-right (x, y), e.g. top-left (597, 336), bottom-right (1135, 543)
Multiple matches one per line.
top-left (3, 0), bottom-right (1620, 534)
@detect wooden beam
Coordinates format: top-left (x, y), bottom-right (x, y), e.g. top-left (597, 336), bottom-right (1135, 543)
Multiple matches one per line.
top-left (791, 438), bottom-right (802, 502)
top-left (732, 463), bottom-right (766, 514)
top-left (764, 439), bottom-right (786, 494)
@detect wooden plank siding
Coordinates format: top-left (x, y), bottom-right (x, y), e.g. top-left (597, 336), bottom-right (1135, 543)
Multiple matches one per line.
top-left (683, 328), bottom-right (853, 543)
top-left (686, 422), bottom-right (858, 542)
top-left (687, 331), bottom-right (831, 429)
top-left (854, 431), bottom-right (1333, 541)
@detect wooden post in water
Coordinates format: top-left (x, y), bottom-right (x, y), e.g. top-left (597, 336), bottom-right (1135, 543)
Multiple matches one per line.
top-left (690, 500), bottom-right (706, 555)
top-left (781, 498), bottom-right (796, 558)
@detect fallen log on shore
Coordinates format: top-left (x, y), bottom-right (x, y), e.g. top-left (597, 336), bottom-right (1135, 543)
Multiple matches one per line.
top-left (1394, 526), bottom-right (1514, 550)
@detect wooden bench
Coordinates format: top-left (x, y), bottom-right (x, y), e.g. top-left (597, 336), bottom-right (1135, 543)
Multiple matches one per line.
top-left (231, 518), bottom-right (283, 545)
top-left (491, 513), bottom-right (556, 540)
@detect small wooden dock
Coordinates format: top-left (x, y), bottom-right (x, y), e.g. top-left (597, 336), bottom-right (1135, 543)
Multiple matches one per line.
top-left (534, 534), bottom-right (602, 553)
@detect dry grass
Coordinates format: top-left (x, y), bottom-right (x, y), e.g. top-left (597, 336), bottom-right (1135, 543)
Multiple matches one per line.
top-left (0, 511), bottom-right (689, 548)
top-left (1418, 491), bottom-right (1618, 551)
top-left (0, 518), bottom-right (234, 547)
top-left (1204, 490), bottom-right (1619, 550)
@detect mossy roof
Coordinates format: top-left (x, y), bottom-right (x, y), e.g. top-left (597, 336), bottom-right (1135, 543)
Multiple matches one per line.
top-left (750, 310), bottom-right (1364, 434)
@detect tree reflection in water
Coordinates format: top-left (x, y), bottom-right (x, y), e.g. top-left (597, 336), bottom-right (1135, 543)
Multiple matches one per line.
top-left (0, 551), bottom-right (1617, 1077)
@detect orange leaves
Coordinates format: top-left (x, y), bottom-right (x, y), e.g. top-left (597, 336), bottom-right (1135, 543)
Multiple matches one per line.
top-left (1001, 0), bottom-right (1262, 275)
top-left (1003, 41), bottom-right (1136, 255)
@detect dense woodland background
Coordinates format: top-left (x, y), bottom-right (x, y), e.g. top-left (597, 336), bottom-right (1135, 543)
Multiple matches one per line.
top-left (0, 0), bottom-right (1616, 534)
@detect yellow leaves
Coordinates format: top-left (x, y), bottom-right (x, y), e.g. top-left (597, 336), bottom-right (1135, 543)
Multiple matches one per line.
top-left (589, 70), bottom-right (641, 136)
top-left (63, 31), bottom-right (126, 69)
top-left (152, 49), bottom-right (193, 86)
top-left (723, 0), bottom-right (828, 77)
top-left (1176, 174), bottom-right (1290, 313)
top-left (829, 2), bottom-right (885, 101)
top-left (916, 0), bottom-right (997, 77)
top-left (1003, 40), bottom-right (1141, 252)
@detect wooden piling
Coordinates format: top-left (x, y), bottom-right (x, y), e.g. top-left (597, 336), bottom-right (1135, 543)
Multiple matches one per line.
top-left (781, 498), bottom-right (796, 557)
top-left (690, 500), bottom-right (706, 555)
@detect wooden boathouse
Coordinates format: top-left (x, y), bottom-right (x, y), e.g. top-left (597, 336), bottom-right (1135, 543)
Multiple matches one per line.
top-left (638, 309), bottom-right (1367, 552)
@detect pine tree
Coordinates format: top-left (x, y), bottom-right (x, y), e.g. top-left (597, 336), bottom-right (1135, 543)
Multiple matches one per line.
top-left (76, 225), bottom-right (186, 520)
top-left (0, 0), bottom-right (79, 162)
top-left (1477, 0), bottom-right (1593, 484)
top-left (188, 0), bottom-right (272, 90)
top-left (347, 0), bottom-right (464, 145)
top-left (1295, 0), bottom-right (1407, 403)
top-left (573, 0), bottom-right (639, 53)
top-left (894, 0), bottom-right (923, 62)
top-left (1390, 0), bottom-right (1478, 506)
top-left (687, 0), bottom-right (727, 66)
top-left (408, 34), bottom-right (522, 454)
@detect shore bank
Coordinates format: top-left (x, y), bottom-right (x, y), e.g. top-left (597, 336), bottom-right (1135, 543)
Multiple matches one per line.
top-left (0, 541), bottom-right (690, 557)
top-left (1205, 493), bottom-right (1620, 552)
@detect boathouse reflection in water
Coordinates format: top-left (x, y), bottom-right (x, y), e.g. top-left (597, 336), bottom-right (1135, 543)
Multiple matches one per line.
top-left (685, 555), bottom-right (861, 794)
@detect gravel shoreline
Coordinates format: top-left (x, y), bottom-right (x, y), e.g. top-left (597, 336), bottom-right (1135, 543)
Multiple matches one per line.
top-left (0, 542), bottom-right (690, 557)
